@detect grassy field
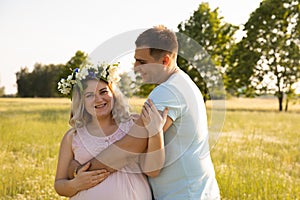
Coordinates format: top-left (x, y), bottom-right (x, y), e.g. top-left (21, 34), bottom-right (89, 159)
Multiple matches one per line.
top-left (0, 97), bottom-right (299, 199)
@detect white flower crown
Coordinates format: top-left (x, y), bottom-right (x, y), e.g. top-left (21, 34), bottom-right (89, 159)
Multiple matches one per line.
top-left (57, 62), bottom-right (121, 96)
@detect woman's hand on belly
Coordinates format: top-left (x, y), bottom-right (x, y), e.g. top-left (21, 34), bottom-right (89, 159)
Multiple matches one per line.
top-left (74, 162), bottom-right (111, 192)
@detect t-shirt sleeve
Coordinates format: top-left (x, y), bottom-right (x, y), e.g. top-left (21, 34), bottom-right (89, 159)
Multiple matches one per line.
top-left (148, 85), bottom-right (182, 121)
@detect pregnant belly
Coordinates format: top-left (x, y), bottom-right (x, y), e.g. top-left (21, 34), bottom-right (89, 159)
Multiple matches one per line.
top-left (70, 171), bottom-right (151, 200)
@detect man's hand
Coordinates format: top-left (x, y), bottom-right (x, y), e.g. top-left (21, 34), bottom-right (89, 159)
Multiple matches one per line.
top-left (141, 99), bottom-right (168, 137)
top-left (68, 159), bottom-right (81, 179)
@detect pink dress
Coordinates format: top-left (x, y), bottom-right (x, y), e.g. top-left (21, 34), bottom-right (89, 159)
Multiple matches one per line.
top-left (70, 120), bottom-right (152, 200)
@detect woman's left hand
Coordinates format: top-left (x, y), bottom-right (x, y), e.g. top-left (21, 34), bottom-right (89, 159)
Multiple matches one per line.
top-left (73, 162), bottom-right (110, 192)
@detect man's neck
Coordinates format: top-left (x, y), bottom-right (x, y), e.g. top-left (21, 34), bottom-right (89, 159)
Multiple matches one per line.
top-left (158, 65), bottom-right (180, 84)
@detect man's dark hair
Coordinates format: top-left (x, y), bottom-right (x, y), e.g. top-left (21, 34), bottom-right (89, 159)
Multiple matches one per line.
top-left (135, 25), bottom-right (178, 59)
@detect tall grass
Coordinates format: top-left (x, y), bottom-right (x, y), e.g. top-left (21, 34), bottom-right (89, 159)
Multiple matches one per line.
top-left (208, 98), bottom-right (300, 199)
top-left (0, 97), bottom-right (299, 199)
top-left (211, 111), bottom-right (300, 199)
top-left (0, 98), bottom-right (71, 200)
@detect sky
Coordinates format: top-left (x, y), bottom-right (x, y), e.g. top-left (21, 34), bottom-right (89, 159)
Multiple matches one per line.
top-left (0, 0), bottom-right (262, 95)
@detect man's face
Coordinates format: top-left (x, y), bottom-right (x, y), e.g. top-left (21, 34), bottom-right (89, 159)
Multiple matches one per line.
top-left (134, 48), bottom-right (165, 84)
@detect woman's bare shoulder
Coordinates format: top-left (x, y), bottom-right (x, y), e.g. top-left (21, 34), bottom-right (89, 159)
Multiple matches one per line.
top-left (61, 127), bottom-right (76, 143)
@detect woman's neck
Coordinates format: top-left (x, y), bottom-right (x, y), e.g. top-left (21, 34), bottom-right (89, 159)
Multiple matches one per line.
top-left (88, 116), bottom-right (117, 137)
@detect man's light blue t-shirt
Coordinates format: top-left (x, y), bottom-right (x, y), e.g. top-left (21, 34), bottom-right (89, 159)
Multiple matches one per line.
top-left (148, 70), bottom-right (220, 200)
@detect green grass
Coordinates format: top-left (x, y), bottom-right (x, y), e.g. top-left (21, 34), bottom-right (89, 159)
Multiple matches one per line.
top-left (208, 98), bottom-right (300, 199)
top-left (0, 97), bottom-right (299, 199)
top-left (211, 111), bottom-right (300, 199)
top-left (0, 98), bottom-right (71, 200)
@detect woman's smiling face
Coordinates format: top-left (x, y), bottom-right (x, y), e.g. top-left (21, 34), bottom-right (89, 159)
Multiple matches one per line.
top-left (83, 79), bottom-right (114, 119)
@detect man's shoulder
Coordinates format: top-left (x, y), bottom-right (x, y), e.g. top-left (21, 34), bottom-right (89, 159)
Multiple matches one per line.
top-left (149, 83), bottom-right (178, 99)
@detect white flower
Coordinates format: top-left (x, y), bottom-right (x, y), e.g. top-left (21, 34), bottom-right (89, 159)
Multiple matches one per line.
top-left (76, 68), bottom-right (89, 80)
top-left (89, 63), bottom-right (98, 71)
top-left (67, 75), bottom-right (73, 81)
top-left (100, 69), bottom-right (107, 78)
top-left (108, 64), bottom-right (118, 74)
top-left (108, 75), bottom-right (120, 83)
top-left (57, 61), bottom-right (121, 96)
top-left (58, 78), bottom-right (72, 95)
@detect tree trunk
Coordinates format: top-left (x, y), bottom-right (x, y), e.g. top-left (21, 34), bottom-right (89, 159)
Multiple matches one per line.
top-left (285, 98), bottom-right (289, 112)
top-left (278, 93), bottom-right (283, 111)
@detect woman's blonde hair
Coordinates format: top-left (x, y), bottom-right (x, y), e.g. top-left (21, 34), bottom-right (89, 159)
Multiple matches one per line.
top-left (69, 78), bottom-right (131, 128)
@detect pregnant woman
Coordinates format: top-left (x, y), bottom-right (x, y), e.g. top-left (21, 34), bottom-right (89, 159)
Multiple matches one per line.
top-left (54, 62), bottom-right (166, 199)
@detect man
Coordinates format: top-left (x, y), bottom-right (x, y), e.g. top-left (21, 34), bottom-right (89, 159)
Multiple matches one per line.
top-left (69, 25), bottom-right (220, 199)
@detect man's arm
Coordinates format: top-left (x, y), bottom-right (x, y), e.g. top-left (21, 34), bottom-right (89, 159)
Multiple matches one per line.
top-left (88, 108), bottom-right (173, 172)
top-left (89, 117), bottom-right (148, 171)
top-left (68, 117), bottom-right (148, 178)
top-left (68, 109), bottom-right (173, 178)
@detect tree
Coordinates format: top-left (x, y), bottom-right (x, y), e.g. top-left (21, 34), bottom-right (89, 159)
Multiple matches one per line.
top-left (0, 77), bottom-right (4, 96)
top-left (227, 0), bottom-right (300, 111)
top-left (16, 63), bottom-right (62, 97)
top-left (56, 50), bottom-right (89, 97)
top-left (0, 86), bottom-right (5, 97)
top-left (118, 73), bottom-right (135, 97)
top-left (135, 84), bottom-right (156, 98)
top-left (58, 51), bottom-right (88, 82)
top-left (16, 67), bottom-right (34, 97)
top-left (15, 51), bottom-right (89, 97)
top-left (132, 74), bottom-right (156, 97)
top-left (177, 2), bottom-right (238, 101)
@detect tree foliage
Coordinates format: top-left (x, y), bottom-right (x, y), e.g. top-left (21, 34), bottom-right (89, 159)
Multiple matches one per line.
top-left (0, 86), bottom-right (4, 97)
top-left (118, 73), bottom-right (136, 97)
top-left (16, 63), bottom-right (63, 97)
top-left (131, 75), bottom-right (156, 98)
top-left (177, 2), bottom-right (238, 101)
top-left (59, 50), bottom-right (88, 81)
top-left (227, 0), bottom-right (300, 111)
top-left (16, 50), bottom-right (87, 97)
top-left (14, 1), bottom-right (300, 108)
top-left (134, 84), bottom-right (156, 98)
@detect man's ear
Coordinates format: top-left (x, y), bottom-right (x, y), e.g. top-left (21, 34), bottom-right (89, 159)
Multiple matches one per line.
top-left (162, 54), bottom-right (171, 66)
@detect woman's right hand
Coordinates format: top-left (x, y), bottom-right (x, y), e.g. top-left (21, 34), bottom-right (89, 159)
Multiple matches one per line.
top-left (141, 99), bottom-right (168, 137)
top-left (73, 162), bottom-right (110, 191)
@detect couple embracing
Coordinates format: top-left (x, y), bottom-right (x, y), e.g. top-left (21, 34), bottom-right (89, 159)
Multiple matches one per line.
top-left (55, 25), bottom-right (220, 200)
